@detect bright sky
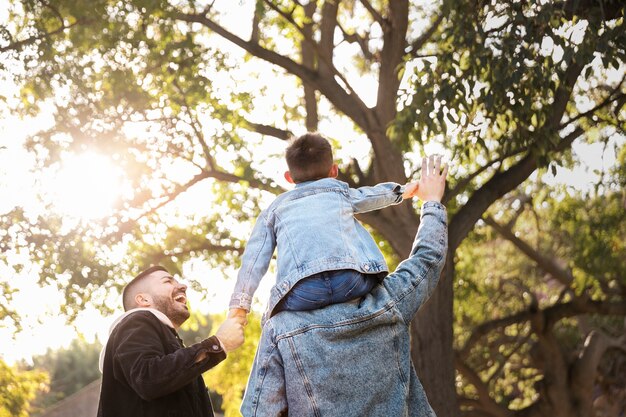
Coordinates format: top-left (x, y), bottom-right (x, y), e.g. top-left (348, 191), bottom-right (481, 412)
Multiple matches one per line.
top-left (0, 0), bottom-right (624, 366)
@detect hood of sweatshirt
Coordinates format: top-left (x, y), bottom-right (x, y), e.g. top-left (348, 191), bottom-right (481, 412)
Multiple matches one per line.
top-left (98, 308), bottom-right (174, 372)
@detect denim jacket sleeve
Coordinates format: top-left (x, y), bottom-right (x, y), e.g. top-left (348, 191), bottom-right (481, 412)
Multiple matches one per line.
top-left (113, 312), bottom-right (226, 401)
top-left (230, 211), bottom-right (277, 311)
top-left (347, 182), bottom-right (405, 214)
top-left (241, 324), bottom-right (287, 417)
top-left (384, 201), bottom-right (448, 323)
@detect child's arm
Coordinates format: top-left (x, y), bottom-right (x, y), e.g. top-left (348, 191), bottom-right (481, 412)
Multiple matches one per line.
top-left (402, 181), bottom-right (419, 199)
top-left (348, 181), bottom-right (417, 214)
top-left (228, 212), bottom-right (276, 317)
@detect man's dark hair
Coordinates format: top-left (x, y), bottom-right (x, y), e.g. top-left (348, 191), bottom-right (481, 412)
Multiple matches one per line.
top-left (285, 132), bottom-right (333, 183)
top-left (122, 265), bottom-right (168, 311)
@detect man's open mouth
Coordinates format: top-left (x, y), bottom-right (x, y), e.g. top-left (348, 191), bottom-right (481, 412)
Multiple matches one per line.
top-left (174, 294), bottom-right (187, 306)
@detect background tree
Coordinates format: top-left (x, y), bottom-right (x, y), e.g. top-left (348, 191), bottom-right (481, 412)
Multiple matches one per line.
top-left (0, 1), bottom-right (624, 416)
top-left (26, 339), bottom-right (102, 412)
top-left (171, 310), bottom-right (261, 415)
top-left (203, 312), bottom-right (262, 417)
top-left (0, 358), bottom-right (48, 417)
top-left (454, 146), bottom-right (626, 417)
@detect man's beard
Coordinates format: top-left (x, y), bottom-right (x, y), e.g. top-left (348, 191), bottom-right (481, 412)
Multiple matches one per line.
top-left (152, 294), bottom-right (190, 327)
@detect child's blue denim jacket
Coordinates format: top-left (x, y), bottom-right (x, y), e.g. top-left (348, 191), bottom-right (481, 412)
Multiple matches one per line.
top-left (241, 201), bottom-right (448, 417)
top-left (229, 178), bottom-right (406, 318)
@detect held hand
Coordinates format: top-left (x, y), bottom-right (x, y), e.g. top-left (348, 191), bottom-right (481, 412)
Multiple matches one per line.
top-left (215, 316), bottom-right (246, 353)
top-left (402, 181), bottom-right (419, 199)
top-left (416, 155), bottom-right (448, 203)
top-left (228, 307), bottom-right (248, 322)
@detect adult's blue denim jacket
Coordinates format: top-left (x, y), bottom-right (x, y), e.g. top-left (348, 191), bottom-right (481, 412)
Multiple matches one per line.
top-left (241, 201), bottom-right (447, 417)
top-left (229, 178), bottom-right (406, 317)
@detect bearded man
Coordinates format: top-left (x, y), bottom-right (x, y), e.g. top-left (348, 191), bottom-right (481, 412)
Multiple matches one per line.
top-left (97, 266), bottom-right (245, 417)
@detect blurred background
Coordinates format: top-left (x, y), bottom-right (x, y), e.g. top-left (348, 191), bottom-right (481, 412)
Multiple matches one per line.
top-left (0, 1), bottom-right (624, 416)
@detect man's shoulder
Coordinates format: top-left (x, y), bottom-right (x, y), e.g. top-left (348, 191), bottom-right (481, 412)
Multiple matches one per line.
top-left (267, 289), bottom-right (397, 337)
top-left (113, 310), bottom-right (164, 335)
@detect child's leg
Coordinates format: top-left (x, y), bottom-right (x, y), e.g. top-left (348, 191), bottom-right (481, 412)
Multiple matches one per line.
top-left (275, 270), bottom-right (377, 313)
top-left (327, 269), bottom-right (377, 304)
top-left (275, 272), bottom-right (333, 312)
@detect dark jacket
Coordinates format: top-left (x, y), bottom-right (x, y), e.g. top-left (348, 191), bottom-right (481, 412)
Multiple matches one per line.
top-left (98, 310), bottom-right (226, 417)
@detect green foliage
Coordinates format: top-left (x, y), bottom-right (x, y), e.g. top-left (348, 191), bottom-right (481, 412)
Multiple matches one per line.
top-left (178, 310), bottom-right (216, 345)
top-left (165, 310), bottom-right (261, 415)
top-left (1, 1), bottom-right (625, 415)
top-left (28, 338), bottom-right (102, 411)
top-left (393, 0), bottom-right (625, 168)
top-left (549, 191), bottom-right (625, 298)
top-left (454, 163), bottom-right (626, 411)
top-left (204, 312), bottom-right (262, 417)
top-left (0, 358), bottom-right (48, 417)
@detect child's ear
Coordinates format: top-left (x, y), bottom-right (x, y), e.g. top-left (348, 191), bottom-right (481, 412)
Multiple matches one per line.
top-left (284, 171), bottom-right (295, 184)
top-left (328, 164), bottom-right (339, 178)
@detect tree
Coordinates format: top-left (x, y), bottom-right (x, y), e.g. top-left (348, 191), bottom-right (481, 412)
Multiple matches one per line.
top-left (453, 146), bottom-right (626, 417)
top-left (146, 310), bottom-right (261, 415)
top-left (1, 1), bottom-right (624, 415)
top-left (27, 338), bottom-right (102, 411)
top-left (0, 358), bottom-right (48, 417)
top-left (203, 312), bottom-right (262, 417)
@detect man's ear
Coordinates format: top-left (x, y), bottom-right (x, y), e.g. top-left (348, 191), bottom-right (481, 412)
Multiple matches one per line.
top-left (284, 171), bottom-right (295, 184)
top-left (328, 164), bottom-right (338, 178)
top-left (135, 293), bottom-right (151, 308)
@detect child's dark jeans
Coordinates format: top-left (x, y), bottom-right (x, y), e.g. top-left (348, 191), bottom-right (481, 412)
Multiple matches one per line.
top-left (276, 269), bottom-right (378, 312)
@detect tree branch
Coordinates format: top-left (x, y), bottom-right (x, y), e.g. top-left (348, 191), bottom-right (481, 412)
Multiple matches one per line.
top-left (546, 54), bottom-right (586, 130)
top-left (0, 19), bottom-right (82, 53)
top-left (443, 148), bottom-right (526, 205)
top-left (153, 241), bottom-right (243, 264)
top-left (459, 298), bottom-right (626, 358)
top-left (449, 126), bottom-right (583, 251)
top-left (559, 77), bottom-right (626, 130)
top-left (262, 1), bottom-right (368, 130)
top-left (359, 0), bottom-right (385, 26)
top-left (483, 216), bottom-right (574, 286)
top-left (375, 0), bottom-right (409, 126)
top-left (318, 0), bottom-right (338, 79)
top-left (171, 80), bottom-right (216, 170)
top-left (243, 121), bottom-right (293, 140)
top-left (407, 13), bottom-right (444, 56)
top-left (455, 355), bottom-right (513, 417)
top-left (107, 165), bottom-right (284, 244)
top-left (558, 0), bottom-right (625, 21)
top-left (173, 10), bottom-right (373, 133)
top-left (570, 330), bottom-right (626, 414)
top-left (337, 22), bottom-right (374, 60)
top-left (302, 1), bottom-right (319, 131)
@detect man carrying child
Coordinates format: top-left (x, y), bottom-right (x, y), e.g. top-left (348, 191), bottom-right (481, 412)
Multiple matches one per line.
top-left (230, 132), bottom-right (449, 416)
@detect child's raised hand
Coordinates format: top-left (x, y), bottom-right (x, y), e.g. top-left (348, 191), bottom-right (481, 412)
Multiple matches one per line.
top-left (416, 155), bottom-right (448, 203)
top-left (402, 181), bottom-right (419, 199)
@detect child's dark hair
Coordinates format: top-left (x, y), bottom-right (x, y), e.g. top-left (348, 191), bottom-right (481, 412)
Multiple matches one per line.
top-left (285, 133), bottom-right (333, 183)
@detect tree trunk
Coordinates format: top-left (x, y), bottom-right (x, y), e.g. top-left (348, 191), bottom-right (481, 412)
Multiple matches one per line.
top-left (359, 202), bottom-right (418, 256)
top-left (301, 1), bottom-right (318, 132)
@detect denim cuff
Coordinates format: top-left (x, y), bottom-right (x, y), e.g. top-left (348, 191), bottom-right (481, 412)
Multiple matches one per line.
top-left (229, 292), bottom-right (253, 311)
top-left (420, 201), bottom-right (446, 216)
top-left (393, 184), bottom-right (405, 202)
